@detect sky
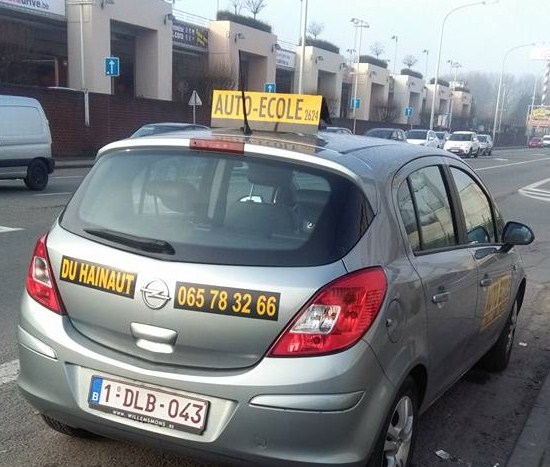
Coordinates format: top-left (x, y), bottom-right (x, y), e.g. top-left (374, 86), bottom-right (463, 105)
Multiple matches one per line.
top-left (176, 0), bottom-right (549, 79)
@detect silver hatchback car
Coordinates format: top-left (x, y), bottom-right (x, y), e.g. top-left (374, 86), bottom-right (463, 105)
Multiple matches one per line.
top-left (19, 131), bottom-right (533, 466)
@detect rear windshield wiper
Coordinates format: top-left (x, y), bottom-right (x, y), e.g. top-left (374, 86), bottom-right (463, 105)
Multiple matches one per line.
top-left (84, 228), bottom-right (175, 255)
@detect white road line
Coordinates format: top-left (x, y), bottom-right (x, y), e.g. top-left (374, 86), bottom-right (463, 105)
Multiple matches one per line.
top-left (0, 226), bottom-right (23, 233)
top-left (0, 360), bottom-right (19, 386)
top-left (519, 177), bottom-right (550, 203)
top-left (475, 157), bottom-right (550, 172)
top-left (493, 158), bottom-right (508, 161)
top-left (34, 192), bottom-right (72, 197)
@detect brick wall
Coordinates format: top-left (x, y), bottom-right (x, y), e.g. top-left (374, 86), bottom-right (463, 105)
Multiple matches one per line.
top-left (0, 84), bottom-right (210, 158)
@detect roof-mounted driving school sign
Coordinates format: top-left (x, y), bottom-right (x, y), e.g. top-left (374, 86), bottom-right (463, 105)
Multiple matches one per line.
top-left (211, 90), bottom-right (323, 134)
top-left (0, 0), bottom-right (66, 18)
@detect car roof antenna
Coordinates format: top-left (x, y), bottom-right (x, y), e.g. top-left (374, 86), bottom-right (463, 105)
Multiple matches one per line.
top-left (238, 50), bottom-right (252, 136)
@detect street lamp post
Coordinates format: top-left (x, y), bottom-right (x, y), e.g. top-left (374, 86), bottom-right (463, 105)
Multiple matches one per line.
top-left (422, 49), bottom-right (429, 78)
top-left (429, 1), bottom-right (494, 130)
top-left (391, 35), bottom-right (398, 74)
top-left (492, 42), bottom-right (536, 144)
top-left (67, 0), bottom-right (92, 127)
top-left (351, 18), bottom-right (369, 134)
top-left (447, 61), bottom-right (462, 131)
top-left (298, 0), bottom-right (308, 94)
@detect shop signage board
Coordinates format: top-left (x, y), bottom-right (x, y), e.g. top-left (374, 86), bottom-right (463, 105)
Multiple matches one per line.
top-left (276, 50), bottom-right (296, 70)
top-left (173, 20), bottom-right (208, 51)
top-left (0, 0), bottom-right (66, 17)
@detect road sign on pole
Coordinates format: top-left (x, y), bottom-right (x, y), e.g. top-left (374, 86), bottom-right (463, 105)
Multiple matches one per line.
top-left (188, 90), bottom-right (203, 124)
top-left (105, 57), bottom-right (120, 77)
top-left (264, 83), bottom-right (276, 93)
top-left (350, 98), bottom-right (361, 110)
top-left (404, 107), bottom-right (414, 118)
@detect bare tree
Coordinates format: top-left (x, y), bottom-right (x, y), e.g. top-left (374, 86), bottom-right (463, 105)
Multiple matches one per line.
top-left (402, 54), bottom-right (418, 69)
top-left (307, 21), bottom-right (324, 40)
top-left (369, 42), bottom-right (385, 59)
top-left (228, 0), bottom-right (244, 15)
top-left (244, 0), bottom-right (267, 19)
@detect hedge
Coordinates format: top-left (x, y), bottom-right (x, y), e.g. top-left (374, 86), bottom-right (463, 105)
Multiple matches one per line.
top-left (297, 37), bottom-right (340, 54)
top-left (400, 68), bottom-right (423, 79)
top-left (429, 78), bottom-right (450, 87)
top-left (358, 55), bottom-right (388, 68)
top-left (216, 11), bottom-right (272, 33)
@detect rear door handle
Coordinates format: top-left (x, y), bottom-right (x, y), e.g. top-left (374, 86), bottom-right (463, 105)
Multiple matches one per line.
top-left (432, 292), bottom-right (450, 304)
top-left (480, 278), bottom-right (493, 287)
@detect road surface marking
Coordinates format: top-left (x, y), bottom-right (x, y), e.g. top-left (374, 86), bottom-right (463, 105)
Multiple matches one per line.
top-left (0, 226), bottom-right (23, 233)
top-left (475, 157), bottom-right (550, 172)
top-left (493, 158), bottom-right (508, 161)
top-left (519, 177), bottom-right (550, 203)
top-left (0, 360), bottom-right (19, 386)
top-left (34, 192), bottom-right (72, 197)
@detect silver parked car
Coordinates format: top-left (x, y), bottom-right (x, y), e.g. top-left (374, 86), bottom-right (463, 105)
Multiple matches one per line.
top-left (405, 129), bottom-right (440, 148)
top-left (19, 130), bottom-right (533, 466)
top-left (130, 122), bottom-right (209, 138)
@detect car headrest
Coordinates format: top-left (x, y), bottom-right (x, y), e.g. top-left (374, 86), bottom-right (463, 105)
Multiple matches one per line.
top-left (247, 164), bottom-right (292, 187)
top-left (146, 181), bottom-right (197, 213)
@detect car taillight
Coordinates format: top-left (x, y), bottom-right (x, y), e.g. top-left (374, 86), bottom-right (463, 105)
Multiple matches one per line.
top-left (190, 138), bottom-right (245, 154)
top-left (26, 234), bottom-right (65, 314)
top-left (268, 267), bottom-right (387, 357)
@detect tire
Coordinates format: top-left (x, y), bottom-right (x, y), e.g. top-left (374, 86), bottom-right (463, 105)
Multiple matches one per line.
top-left (24, 160), bottom-right (49, 191)
top-left (467, 148), bottom-right (473, 158)
top-left (41, 414), bottom-right (97, 438)
top-left (481, 300), bottom-right (519, 372)
top-left (367, 377), bottom-right (418, 467)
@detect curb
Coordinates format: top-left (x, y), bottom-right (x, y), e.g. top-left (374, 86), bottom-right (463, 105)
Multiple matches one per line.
top-left (506, 369), bottom-right (550, 467)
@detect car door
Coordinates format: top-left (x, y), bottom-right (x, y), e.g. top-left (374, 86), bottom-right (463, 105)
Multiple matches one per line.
top-left (394, 158), bottom-right (479, 399)
top-left (446, 165), bottom-right (514, 356)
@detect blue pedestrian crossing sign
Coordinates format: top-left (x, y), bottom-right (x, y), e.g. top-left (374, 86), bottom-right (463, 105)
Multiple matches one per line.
top-left (404, 107), bottom-right (414, 117)
top-left (264, 83), bottom-right (276, 93)
top-left (105, 57), bottom-right (120, 77)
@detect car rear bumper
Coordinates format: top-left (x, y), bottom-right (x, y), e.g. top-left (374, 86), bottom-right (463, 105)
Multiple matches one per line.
top-left (18, 292), bottom-right (394, 466)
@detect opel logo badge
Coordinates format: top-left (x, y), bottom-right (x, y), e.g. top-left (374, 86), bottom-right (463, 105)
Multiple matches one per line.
top-left (140, 279), bottom-right (171, 310)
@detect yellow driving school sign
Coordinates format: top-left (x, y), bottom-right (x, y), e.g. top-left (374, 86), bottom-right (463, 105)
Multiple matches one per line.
top-left (211, 90), bottom-right (323, 130)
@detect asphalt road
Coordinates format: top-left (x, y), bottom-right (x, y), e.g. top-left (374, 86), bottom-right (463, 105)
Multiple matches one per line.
top-left (1, 148), bottom-right (550, 466)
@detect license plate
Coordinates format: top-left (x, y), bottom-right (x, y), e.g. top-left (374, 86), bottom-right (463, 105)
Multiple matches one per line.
top-left (88, 376), bottom-right (209, 434)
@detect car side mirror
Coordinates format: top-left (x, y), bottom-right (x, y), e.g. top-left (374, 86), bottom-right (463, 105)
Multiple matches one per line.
top-left (501, 221), bottom-right (534, 252)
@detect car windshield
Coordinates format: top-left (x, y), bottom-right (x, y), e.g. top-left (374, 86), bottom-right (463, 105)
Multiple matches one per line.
top-left (365, 129), bottom-right (393, 138)
top-left (406, 130), bottom-right (427, 139)
top-left (449, 134), bottom-right (473, 141)
top-left (61, 149), bottom-right (371, 267)
top-left (435, 132), bottom-right (446, 139)
top-left (477, 135), bottom-right (487, 142)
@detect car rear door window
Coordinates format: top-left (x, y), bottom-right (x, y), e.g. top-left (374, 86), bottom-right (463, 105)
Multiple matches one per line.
top-left (407, 166), bottom-right (457, 251)
top-left (450, 168), bottom-right (496, 244)
top-left (62, 149), bottom-right (370, 267)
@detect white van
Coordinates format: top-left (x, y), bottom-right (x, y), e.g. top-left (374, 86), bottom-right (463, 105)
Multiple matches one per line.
top-left (0, 96), bottom-right (54, 190)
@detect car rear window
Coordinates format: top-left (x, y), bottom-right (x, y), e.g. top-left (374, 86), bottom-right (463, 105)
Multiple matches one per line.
top-left (60, 149), bottom-right (371, 267)
top-left (406, 130), bottom-right (427, 139)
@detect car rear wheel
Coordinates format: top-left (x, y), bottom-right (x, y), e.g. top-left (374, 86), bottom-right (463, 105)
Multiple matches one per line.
top-left (482, 300), bottom-right (519, 372)
top-left (41, 414), bottom-right (97, 438)
top-left (24, 159), bottom-right (49, 191)
top-left (367, 377), bottom-right (418, 467)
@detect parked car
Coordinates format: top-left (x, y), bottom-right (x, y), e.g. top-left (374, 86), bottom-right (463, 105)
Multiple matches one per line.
top-left (435, 131), bottom-right (451, 148)
top-left (405, 129), bottom-right (440, 147)
top-left (0, 95), bottom-right (54, 190)
top-left (364, 127), bottom-right (408, 142)
top-left (19, 128), bottom-right (533, 467)
top-left (542, 135), bottom-right (550, 148)
top-left (130, 122), bottom-right (209, 138)
top-left (477, 134), bottom-right (493, 156)
top-left (322, 126), bottom-right (353, 135)
top-left (528, 136), bottom-right (543, 148)
top-left (444, 131), bottom-right (481, 157)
